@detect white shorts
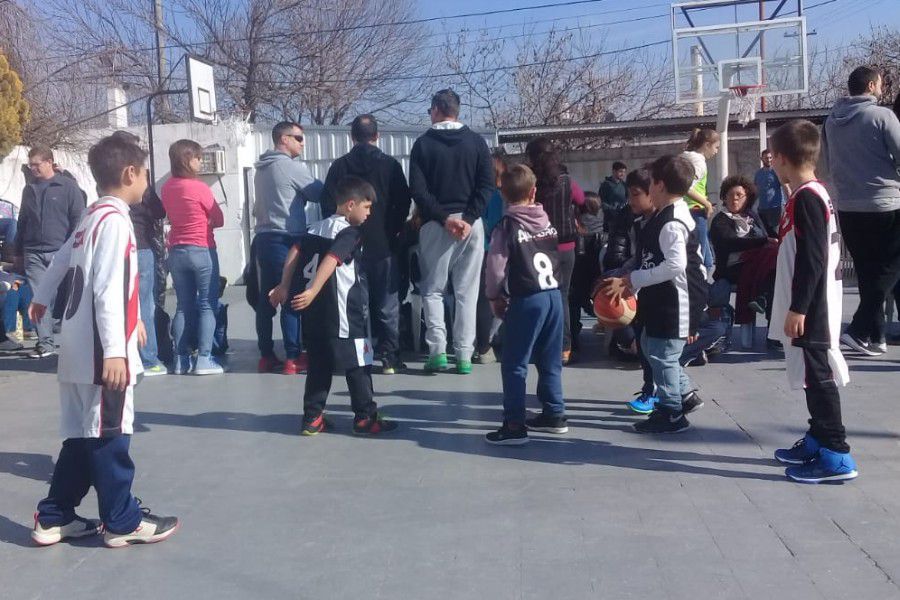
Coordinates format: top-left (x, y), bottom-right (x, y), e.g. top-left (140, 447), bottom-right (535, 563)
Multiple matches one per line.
top-left (784, 345), bottom-right (850, 391)
top-left (59, 383), bottom-right (134, 439)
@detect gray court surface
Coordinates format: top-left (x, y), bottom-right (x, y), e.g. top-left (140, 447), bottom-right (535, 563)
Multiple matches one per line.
top-left (1, 288), bottom-right (899, 600)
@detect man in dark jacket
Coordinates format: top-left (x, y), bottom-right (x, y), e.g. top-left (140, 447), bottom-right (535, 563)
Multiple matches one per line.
top-left (409, 89), bottom-right (493, 374)
top-left (14, 146), bottom-right (84, 358)
top-left (599, 161), bottom-right (627, 231)
top-left (322, 115), bottom-right (412, 373)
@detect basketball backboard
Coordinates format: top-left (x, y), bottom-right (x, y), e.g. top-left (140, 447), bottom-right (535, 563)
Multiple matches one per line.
top-left (186, 55), bottom-right (217, 123)
top-left (671, 0), bottom-right (808, 104)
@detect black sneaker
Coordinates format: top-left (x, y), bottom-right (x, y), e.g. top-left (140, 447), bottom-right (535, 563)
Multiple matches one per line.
top-left (525, 413), bottom-right (569, 434)
top-left (485, 423), bottom-right (528, 445)
top-left (301, 414), bottom-right (327, 436)
top-left (634, 410), bottom-right (691, 434)
top-left (681, 391), bottom-right (704, 414)
top-left (766, 338), bottom-right (784, 352)
top-left (685, 350), bottom-right (708, 366)
top-left (352, 413), bottom-right (398, 435)
top-left (381, 355), bottom-right (407, 375)
top-left (840, 332), bottom-right (880, 356)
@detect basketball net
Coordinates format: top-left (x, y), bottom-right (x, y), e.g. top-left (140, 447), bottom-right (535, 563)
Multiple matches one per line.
top-left (730, 85), bottom-right (765, 126)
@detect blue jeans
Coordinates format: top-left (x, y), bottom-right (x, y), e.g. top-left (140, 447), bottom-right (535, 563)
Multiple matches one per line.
top-left (137, 249), bottom-right (161, 367)
top-left (641, 332), bottom-right (694, 413)
top-left (36, 435), bottom-right (142, 534)
top-left (254, 232), bottom-right (301, 359)
top-left (168, 245), bottom-right (217, 357)
top-left (501, 290), bottom-right (565, 426)
top-left (690, 209), bottom-right (714, 270)
top-left (2, 281), bottom-right (33, 333)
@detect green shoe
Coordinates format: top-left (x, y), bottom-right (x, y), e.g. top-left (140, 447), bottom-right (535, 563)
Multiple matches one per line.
top-left (457, 360), bottom-right (472, 375)
top-left (424, 353), bottom-right (449, 373)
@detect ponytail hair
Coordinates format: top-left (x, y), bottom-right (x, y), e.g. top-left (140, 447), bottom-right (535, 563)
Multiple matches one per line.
top-left (685, 128), bottom-right (720, 152)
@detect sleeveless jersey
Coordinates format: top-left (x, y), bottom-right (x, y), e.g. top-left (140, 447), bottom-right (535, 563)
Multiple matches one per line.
top-left (291, 215), bottom-right (368, 339)
top-left (498, 215), bottom-right (560, 297)
top-left (635, 201), bottom-right (707, 339)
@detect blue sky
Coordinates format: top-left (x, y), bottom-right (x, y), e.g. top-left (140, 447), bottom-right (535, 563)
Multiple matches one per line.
top-left (418, 0), bottom-right (899, 51)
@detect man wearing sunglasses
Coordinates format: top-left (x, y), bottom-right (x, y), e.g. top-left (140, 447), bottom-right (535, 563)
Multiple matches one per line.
top-left (252, 121), bottom-right (318, 375)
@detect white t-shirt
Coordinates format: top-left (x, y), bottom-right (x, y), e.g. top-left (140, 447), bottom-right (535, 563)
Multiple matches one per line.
top-left (682, 151), bottom-right (707, 186)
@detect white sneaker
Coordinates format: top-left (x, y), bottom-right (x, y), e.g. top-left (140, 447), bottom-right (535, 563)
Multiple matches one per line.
top-left (32, 513), bottom-right (101, 546)
top-left (28, 344), bottom-right (55, 359)
top-left (103, 512), bottom-right (179, 548)
top-left (840, 332), bottom-right (880, 356)
top-left (0, 339), bottom-right (23, 352)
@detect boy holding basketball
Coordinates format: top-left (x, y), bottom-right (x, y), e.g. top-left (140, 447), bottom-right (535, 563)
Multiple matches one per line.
top-left (483, 164), bottom-right (566, 445)
top-left (604, 155), bottom-right (706, 433)
top-left (769, 120), bottom-right (857, 483)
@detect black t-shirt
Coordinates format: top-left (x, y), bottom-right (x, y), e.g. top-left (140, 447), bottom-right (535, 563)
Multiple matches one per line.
top-left (291, 215), bottom-right (368, 339)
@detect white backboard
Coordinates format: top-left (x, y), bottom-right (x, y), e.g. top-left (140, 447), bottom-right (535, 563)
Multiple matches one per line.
top-left (186, 55), bottom-right (217, 123)
top-left (671, 0), bottom-right (808, 104)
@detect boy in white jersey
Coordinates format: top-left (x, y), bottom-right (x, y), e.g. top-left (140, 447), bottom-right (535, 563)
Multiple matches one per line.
top-left (29, 133), bottom-right (179, 547)
top-left (769, 120), bottom-right (858, 483)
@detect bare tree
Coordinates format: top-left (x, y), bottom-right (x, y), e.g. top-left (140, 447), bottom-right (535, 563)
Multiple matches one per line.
top-left (443, 24), bottom-right (672, 130)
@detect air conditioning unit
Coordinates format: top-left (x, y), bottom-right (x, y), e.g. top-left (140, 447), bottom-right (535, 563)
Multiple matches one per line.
top-left (198, 149), bottom-right (226, 175)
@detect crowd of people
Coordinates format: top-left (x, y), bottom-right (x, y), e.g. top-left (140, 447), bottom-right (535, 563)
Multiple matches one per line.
top-left (1, 65), bottom-right (898, 548)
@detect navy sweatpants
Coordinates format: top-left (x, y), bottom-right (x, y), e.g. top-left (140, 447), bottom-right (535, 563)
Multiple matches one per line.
top-left (501, 289), bottom-right (565, 425)
top-left (37, 435), bottom-right (142, 534)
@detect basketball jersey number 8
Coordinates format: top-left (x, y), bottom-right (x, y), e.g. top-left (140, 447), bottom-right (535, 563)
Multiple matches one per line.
top-left (533, 252), bottom-right (558, 290)
top-left (302, 253), bottom-right (319, 290)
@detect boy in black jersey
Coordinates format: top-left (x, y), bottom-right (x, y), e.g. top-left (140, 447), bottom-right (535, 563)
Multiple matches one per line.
top-left (270, 176), bottom-right (397, 436)
top-left (484, 164), bottom-right (566, 445)
top-left (769, 120), bottom-right (856, 483)
top-left (604, 155), bottom-right (706, 434)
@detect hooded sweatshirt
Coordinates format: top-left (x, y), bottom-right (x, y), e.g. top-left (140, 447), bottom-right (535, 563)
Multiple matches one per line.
top-left (485, 203), bottom-right (560, 300)
top-left (253, 150), bottom-right (317, 236)
top-left (823, 95), bottom-right (900, 212)
top-left (321, 143), bottom-right (411, 259)
top-left (409, 124), bottom-right (494, 225)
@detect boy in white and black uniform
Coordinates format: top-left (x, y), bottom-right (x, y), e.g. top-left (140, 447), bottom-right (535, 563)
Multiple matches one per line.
top-left (603, 155), bottom-right (706, 434)
top-left (29, 133), bottom-right (178, 548)
top-left (769, 120), bottom-right (857, 483)
top-left (271, 176), bottom-right (397, 436)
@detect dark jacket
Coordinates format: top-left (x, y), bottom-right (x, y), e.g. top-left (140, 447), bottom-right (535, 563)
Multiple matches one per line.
top-left (130, 185), bottom-right (167, 250)
top-left (322, 143), bottom-right (411, 259)
top-left (603, 208), bottom-right (637, 271)
top-left (599, 176), bottom-right (627, 228)
top-left (539, 175), bottom-right (578, 246)
top-left (14, 174), bottom-right (85, 255)
top-left (709, 209), bottom-right (767, 281)
top-left (409, 126), bottom-right (493, 226)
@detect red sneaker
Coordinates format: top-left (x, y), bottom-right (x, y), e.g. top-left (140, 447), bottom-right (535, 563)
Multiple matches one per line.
top-left (283, 353), bottom-right (309, 375)
top-left (258, 355), bottom-right (283, 373)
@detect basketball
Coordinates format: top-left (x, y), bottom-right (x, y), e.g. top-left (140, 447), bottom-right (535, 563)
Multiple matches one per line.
top-left (593, 292), bottom-right (637, 328)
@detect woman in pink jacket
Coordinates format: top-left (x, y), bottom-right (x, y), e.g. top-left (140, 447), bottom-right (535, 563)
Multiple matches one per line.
top-left (161, 139), bottom-right (225, 375)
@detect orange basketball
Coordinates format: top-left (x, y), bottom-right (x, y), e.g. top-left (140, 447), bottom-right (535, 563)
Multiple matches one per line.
top-left (593, 291), bottom-right (637, 328)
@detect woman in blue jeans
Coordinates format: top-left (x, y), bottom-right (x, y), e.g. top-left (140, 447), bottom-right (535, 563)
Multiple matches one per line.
top-left (161, 139), bottom-right (225, 375)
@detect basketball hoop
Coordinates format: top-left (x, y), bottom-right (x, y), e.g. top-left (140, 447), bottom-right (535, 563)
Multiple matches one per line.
top-left (730, 84), bottom-right (765, 126)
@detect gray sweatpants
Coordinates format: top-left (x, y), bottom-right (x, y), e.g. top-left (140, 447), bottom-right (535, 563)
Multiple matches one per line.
top-left (25, 251), bottom-right (58, 348)
top-left (418, 216), bottom-right (484, 363)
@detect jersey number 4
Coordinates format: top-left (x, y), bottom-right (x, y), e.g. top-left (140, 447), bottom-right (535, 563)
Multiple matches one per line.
top-left (533, 252), bottom-right (558, 290)
top-left (302, 253), bottom-right (319, 290)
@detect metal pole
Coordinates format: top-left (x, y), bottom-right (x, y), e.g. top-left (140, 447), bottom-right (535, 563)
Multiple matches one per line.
top-left (759, 0), bottom-right (768, 112)
top-left (146, 89), bottom-right (188, 188)
top-left (152, 0), bottom-right (170, 117)
top-left (692, 46), bottom-right (704, 116)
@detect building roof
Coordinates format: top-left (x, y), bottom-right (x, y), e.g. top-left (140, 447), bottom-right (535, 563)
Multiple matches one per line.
top-left (497, 108), bottom-right (830, 143)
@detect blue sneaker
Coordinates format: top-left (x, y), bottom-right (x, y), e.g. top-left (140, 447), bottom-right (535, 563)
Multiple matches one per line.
top-left (628, 392), bottom-right (658, 415)
top-left (173, 355), bottom-right (192, 375)
top-left (785, 448), bottom-right (858, 484)
top-left (194, 354), bottom-right (224, 375)
top-left (774, 434), bottom-right (820, 465)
